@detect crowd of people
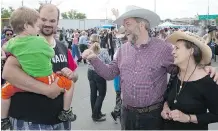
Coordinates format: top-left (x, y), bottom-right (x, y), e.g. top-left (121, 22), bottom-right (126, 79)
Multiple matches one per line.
top-left (1, 3), bottom-right (218, 130)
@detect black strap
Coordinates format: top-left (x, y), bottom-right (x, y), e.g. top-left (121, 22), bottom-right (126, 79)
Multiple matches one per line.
top-left (163, 67), bottom-right (179, 101)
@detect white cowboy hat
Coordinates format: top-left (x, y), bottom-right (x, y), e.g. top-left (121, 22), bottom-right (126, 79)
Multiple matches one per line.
top-left (166, 31), bottom-right (212, 65)
top-left (113, 5), bottom-right (161, 28)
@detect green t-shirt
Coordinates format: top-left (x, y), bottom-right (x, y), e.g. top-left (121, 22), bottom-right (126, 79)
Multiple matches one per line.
top-left (5, 36), bottom-right (55, 77)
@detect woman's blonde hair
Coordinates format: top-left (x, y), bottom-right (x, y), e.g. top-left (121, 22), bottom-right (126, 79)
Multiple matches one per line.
top-left (81, 31), bottom-right (86, 36)
top-left (90, 34), bottom-right (100, 53)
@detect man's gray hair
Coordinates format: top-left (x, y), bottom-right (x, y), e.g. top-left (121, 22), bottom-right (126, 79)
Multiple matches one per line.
top-left (134, 17), bottom-right (150, 29)
top-left (134, 17), bottom-right (152, 37)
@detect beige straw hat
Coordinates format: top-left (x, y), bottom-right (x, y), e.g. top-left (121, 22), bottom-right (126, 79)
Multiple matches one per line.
top-left (166, 31), bottom-right (212, 65)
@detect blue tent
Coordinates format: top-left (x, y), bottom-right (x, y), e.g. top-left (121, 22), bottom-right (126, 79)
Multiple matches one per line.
top-left (101, 24), bottom-right (115, 29)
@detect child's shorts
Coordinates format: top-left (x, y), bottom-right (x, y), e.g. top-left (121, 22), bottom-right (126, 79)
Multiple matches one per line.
top-left (1, 73), bottom-right (72, 99)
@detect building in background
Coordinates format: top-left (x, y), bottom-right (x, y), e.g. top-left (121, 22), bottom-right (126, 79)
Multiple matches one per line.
top-left (1, 18), bottom-right (10, 31)
top-left (58, 19), bottom-right (114, 30)
top-left (172, 17), bottom-right (198, 25)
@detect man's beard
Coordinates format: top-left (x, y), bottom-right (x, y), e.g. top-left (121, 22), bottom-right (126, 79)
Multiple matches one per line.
top-left (126, 26), bottom-right (140, 44)
top-left (130, 34), bottom-right (138, 44)
top-left (40, 26), bottom-right (55, 36)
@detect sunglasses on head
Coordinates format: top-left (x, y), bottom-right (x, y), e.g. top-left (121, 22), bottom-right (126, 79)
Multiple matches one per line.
top-left (6, 33), bottom-right (13, 36)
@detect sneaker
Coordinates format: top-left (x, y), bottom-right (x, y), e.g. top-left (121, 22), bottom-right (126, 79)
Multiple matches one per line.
top-left (1, 118), bottom-right (11, 130)
top-left (100, 112), bottom-right (106, 117)
top-left (58, 108), bottom-right (77, 122)
top-left (92, 117), bottom-right (106, 122)
top-left (110, 112), bottom-right (118, 124)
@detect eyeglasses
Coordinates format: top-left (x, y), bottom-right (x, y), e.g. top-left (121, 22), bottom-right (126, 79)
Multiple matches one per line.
top-left (6, 33), bottom-right (13, 36)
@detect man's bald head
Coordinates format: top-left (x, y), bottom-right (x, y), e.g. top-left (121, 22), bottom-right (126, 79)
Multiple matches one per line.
top-left (38, 4), bottom-right (59, 36)
top-left (39, 4), bottom-right (60, 20)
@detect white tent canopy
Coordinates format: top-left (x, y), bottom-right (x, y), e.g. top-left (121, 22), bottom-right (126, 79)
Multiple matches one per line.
top-left (158, 22), bottom-right (176, 27)
top-left (158, 22), bottom-right (195, 28)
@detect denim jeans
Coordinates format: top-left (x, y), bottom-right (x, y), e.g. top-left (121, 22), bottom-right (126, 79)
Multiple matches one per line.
top-left (87, 69), bottom-right (107, 118)
top-left (114, 91), bottom-right (121, 112)
top-left (79, 44), bottom-right (88, 64)
top-left (72, 44), bottom-right (81, 59)
top-left (10, 117), bottom-right (71, 130)
top-left (121, 105), bottom-right (164, 130)
top-left (208, 42), bottom-right (215, 59)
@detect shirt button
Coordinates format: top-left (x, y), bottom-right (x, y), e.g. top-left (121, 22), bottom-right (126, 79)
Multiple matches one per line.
top-left (135, 71), bottom-right (137, 74)
top-left (134, 95), bottom-right (136, 98)
top-left (133, 84), bottom-right (135, 87)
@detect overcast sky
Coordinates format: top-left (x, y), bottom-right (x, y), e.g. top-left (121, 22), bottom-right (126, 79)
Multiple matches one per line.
top-left (1, 0), bottom-right (218, 20)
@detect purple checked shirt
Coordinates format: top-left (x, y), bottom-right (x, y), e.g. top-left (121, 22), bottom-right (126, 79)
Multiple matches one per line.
top-left (89, 37), bottom-right (174, 107)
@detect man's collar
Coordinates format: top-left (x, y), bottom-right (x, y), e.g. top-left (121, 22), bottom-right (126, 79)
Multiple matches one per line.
top-left (51, 38), bottom-right (56, 48)
top-left (143, 37), bottom-right (151, 45)
top-left (131, 37), bottom-right (151, 47)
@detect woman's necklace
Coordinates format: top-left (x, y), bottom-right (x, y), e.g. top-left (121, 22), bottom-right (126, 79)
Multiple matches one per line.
top-left (174, 65), bottom-right (197, 104)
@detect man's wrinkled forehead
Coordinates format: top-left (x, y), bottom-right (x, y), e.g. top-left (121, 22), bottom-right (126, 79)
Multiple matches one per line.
top-left (40, 8), bottom-right (57, 15)
top-left (123, 18), bottom-right (135, 25)
top-left (39, 4), bottom-right (59, 20)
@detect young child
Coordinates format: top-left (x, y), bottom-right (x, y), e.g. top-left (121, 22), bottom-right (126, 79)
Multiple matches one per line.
top-left (111, 75), bottom-right (121, 123)
top-left (1, 7), bottom-right (76, 130)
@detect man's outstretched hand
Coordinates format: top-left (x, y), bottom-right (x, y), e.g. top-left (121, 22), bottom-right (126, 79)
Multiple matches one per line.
top-left (82, 48), bottom-right (97, 60)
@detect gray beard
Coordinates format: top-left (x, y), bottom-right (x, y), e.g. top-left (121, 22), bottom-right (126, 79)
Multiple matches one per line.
top-left (131, 34), bottom-right (138, 44)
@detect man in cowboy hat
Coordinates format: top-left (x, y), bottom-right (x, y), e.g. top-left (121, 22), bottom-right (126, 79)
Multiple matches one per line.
top-left (82, 5), bottom-right (218, 130)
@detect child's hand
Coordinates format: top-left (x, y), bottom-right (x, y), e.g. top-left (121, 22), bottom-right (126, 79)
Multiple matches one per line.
top-left (46, 78), bottom-right (63, 99)
top-left (57, 67), bottom-right (77, 81)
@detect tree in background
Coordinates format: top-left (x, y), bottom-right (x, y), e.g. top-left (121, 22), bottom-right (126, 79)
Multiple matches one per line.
top-left (61, 9), bottom-right (86, 19)
top-left (1, 7), bottom-right (14, 18)
top-left (39, 0), bottom-right (52, 5)
top-left (1, 0), bottom-right (53, 18)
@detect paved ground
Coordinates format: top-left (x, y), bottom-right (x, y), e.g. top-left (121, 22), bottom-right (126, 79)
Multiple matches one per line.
top-left (71, 64), bottom-right (120, 130)
top-left (71, 61), bottom-right (218, 130)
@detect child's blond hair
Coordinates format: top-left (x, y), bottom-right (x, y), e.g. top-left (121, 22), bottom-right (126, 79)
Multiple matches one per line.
top-left (10, 7), bottom-right (39, 34)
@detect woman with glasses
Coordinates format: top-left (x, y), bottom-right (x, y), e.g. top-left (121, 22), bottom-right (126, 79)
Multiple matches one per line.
top-left (1, 29), bottom-right (13, 46)
top-left (1, 28), bottom-right (13, 85)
